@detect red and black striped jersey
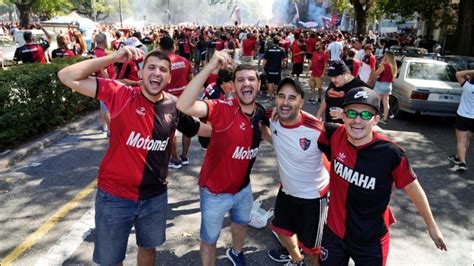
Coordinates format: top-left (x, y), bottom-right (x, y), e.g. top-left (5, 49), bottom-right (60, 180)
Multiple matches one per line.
top-left (96, 78), bottom-right (200, 201)
top-left (199, 98), bottom-right (268, 194)
top-left (318, 124), bottom-right (416, 244)
top-left (13, 42), bottom-right (50, 64)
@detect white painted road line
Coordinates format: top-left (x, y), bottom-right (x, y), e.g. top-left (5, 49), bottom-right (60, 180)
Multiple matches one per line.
top-left (34, 206), bottom-right (95, 266)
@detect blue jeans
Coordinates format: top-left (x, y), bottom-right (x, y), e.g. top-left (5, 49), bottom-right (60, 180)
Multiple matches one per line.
top-left (199, 184), bottom-right (253, 244)
top-left (93, 189), bottom-right (167, 265)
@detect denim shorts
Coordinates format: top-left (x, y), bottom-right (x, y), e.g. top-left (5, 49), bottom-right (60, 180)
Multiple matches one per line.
top-left (93, 189), bottom-right (167, 265)
top-left (99, 101), bottom-right (109, 113)
top-left (199, 184), bottom-right (253, 244)
top-left (374, 81), bottom-right (392, 95)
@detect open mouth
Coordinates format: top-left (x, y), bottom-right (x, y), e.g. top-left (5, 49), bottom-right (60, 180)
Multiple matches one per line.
top-left (350, 124), bottom-right (364, 133)
top-left (149, 77), bottom-right (162, 87)
top-left (279, 106), bottom-right (291, 115)
top-left (241, 88), bottom-right (253, 98)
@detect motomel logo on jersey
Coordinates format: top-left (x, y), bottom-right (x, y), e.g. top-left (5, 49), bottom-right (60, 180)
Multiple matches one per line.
top-left (126, 131), bottom-right (169, 151)
top-left (333, 159), bottom-right (376, 190)
top-left (232, 146), bottom-right (259, 160)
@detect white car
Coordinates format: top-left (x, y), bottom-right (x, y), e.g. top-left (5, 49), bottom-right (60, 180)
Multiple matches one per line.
top-left (390, 57), bottom-right (461, 118)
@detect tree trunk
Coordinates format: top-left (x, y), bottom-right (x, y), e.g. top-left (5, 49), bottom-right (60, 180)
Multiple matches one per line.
top-left (353, 0), bottom-right (367, 35)
top-left (454, 0), bottom-right (474, 56)
top-left (16, 3), bottom-right (33, 28)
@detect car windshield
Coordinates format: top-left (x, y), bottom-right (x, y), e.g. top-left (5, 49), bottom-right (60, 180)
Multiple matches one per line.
top-left (407, 62), bottom-right (457, 82)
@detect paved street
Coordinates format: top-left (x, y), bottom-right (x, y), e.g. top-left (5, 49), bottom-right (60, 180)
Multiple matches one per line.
top-left (1, 71), bottom-right (473, 265)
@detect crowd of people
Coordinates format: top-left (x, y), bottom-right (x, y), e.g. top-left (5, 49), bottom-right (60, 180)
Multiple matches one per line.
top-left (7, 20), bottom-right (472, 266)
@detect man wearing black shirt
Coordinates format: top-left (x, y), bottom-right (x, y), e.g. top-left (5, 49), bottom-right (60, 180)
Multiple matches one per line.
top-left (13, 23), bottom-right (52, 64)
top-left (316, 61), bottom-right (368, 123)
top-left (263, 37), bottom-right (286, 101)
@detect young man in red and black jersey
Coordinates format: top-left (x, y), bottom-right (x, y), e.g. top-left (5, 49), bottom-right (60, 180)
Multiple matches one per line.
top-left (58, 47), bottom-right (210, 266)
top-left (177, 51), bottom-right (268, 266)
top-left (317, 87), bottom-right (447, 266)
top-left (13, 23), bottom-right (51, 64)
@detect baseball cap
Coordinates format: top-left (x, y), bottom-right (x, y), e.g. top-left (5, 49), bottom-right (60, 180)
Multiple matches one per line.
top-left (124, 37), bottom-right (143, 48)
top-left (342, 87), bottom-right (380, 112)
top-left (327, 61), bottom-right (350, 77)
top-left (276, 77), bottom-right (305, 99)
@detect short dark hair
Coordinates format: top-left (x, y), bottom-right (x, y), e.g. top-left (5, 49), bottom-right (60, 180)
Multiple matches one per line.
top-left (232, 64), bottom-right (259, 81)
top-left (272, 37), bottom-right (280, 45)
top-left (158, 36), bottom-right (174, 51)
top-left (143, 50), bottom-right (171, 70)
top-left (23, 30), bottom-right (33, 42)
top-left (217, 68), bottom-right (233, 85)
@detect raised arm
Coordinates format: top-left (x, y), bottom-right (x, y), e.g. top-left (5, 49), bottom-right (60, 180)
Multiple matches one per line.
top-left (176, 50), bottom-right (233, 118)
top-left (37, 23), bottom-right (52, 43)
top-left (455, 69), bottom-right (474, 85)
top-left (404, 180), bottom-right (447, 251)
top-left (58, 47), bottom-right (143, 98)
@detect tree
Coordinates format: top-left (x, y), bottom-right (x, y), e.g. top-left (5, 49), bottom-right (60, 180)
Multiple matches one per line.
top-left (4, 0), bottom-right (72, 27)
top-left (453, 0), bottom-right (473, 56)
top-left (332, 0), bottom-right (375, 35)
top-left (377, 0), bottom-right (454, 38)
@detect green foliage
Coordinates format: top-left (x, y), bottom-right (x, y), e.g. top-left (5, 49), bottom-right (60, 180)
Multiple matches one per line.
top-left (0, 58), bottom-right (98, 150)
top-left (332, 0), bottom-right (352, 13)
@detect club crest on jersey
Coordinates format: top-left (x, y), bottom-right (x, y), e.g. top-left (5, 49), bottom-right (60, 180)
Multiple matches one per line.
top-left (163, 113), bottom-right (172, 124)
top-left (240, 122), bottom-right (246, 130)
top-left (320, 246), bottom-right (328, 261)
top-left (299, 137), bottom-right (311, 151)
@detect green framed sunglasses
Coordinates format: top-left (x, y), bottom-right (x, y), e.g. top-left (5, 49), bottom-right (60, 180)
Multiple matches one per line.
top-left (344, 110), bottom-right (375, 120)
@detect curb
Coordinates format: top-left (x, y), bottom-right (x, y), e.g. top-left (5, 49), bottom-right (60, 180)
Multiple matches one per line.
top-left (0, 111), bottom-right (100, 170)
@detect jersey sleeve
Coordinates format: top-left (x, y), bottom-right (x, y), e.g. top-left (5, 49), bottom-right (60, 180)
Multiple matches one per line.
top-left (318, 122), bottom-right (340, 158)
top-left (96, 78), bottom-right (132, 117)
top-left (392, 152), bottom-right (417, 189)
top-left (177, 112), bottom-right (200, 137)
top-left (370, 55), bottom-right (376, 68)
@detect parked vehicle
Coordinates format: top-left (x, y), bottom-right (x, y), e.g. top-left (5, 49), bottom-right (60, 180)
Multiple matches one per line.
top-left (439, 55), bottom-right (474, 71)
top-left (390, 57), bottom-right (462, 118)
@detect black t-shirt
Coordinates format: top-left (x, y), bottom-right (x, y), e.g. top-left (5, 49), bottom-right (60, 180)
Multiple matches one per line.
top-left (324, 78), bottom-right (368, 123)
top-left (13, 40), bottom-right (50, 64)
top-left (263, 45), bottom-right (286, 73)
top-left (258, 39), bottom-right (266, 54)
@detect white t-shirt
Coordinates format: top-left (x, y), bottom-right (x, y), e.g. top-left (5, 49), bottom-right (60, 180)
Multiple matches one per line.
top-left (270, 112), bottom-right (329, 199)
top-left (355, 49), bottom-right (365, 62)
top-left (457, 81), bottom-right (474, 119)
top-left (327, 41), bottom-right (343, 61)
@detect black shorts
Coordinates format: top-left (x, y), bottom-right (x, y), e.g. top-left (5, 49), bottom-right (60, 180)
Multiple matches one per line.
top-left (319, 226), bottom-right (390, 266)
top-left (455, 114), bottom-right (474, 132)
top-left (266, 71), bottom-right (281, 85)
top-left (292, 63), bottom-right (303, 75)
top-left (271, 189), bottom-right (328, 254)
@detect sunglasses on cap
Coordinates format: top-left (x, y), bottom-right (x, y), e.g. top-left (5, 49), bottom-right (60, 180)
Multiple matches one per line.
top-left (344, 110), bottom-right (375, 120)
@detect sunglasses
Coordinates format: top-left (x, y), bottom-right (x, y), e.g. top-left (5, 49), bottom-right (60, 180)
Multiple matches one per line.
top-left (344, 110), bottom-right (375, 120)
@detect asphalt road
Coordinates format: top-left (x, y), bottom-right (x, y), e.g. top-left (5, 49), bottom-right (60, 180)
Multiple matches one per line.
top-left (1, 70), bottom-right (472, 266)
